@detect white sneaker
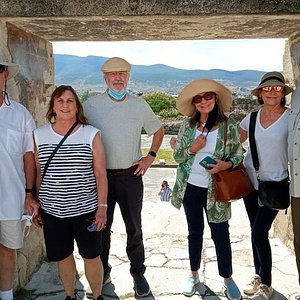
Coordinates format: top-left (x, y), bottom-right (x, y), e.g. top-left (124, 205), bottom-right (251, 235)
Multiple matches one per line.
top-left (251, 284), bottom-right (273, 300)
top-left (243, 275), bottom-right (261, 295)
top-left (182, 275), bottom-right (200, 297)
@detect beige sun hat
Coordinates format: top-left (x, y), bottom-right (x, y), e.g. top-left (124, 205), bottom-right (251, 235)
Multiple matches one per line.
top-left (251, 71), bottom-right (294, 96)
top-left (176, 79), bottom-right (232, 117)
top-left (0, 60), bottom-right (19, 80)
top-left (101, 57), bottom-right (131, 73)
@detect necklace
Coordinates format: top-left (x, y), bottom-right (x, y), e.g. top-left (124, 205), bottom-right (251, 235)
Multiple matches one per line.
top-left (199, 120), bottom-right (206, 127)
top-left (262, 104), bottom-right (283, 123)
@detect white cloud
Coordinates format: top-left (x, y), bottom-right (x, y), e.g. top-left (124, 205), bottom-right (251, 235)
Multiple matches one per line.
top-left (52, 39), bottom-right (286, 71)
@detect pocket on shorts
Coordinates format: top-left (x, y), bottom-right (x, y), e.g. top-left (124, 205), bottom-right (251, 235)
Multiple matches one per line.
top-left (7, 129), bottom-right (23, 154)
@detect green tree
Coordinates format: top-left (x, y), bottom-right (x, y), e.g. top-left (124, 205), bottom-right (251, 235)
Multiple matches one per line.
top-left (144, 92), bottom-right (179, 119)
top-left (79, 89), bottom-right (98, 103)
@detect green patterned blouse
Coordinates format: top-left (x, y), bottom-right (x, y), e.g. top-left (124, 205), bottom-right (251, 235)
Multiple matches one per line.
top-left (171, 117), bottom-right (243, 223)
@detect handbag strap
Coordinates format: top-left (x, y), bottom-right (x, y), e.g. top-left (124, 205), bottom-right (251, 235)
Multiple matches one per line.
top-left (42, 121), bottom-right (78, 181)
top-left (249, 111), bottom-right (260, 172)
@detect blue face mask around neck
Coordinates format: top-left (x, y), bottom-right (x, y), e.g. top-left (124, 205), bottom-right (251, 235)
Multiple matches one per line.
top-left (107, 88), bottom-right (127, 100)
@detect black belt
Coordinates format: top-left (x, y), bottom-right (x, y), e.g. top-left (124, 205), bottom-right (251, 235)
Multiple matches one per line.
top-left (106, 165), bottom-right (138, 176)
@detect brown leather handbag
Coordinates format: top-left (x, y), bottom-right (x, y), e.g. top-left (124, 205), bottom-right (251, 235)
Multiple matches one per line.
top-left (212, 120), bottom-right (253, 202)
top-left (213, 164), bottom-right (253, 202)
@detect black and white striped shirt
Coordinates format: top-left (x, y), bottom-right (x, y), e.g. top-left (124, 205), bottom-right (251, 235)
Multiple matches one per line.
top-left (34, 124), bottom-right (100, 218)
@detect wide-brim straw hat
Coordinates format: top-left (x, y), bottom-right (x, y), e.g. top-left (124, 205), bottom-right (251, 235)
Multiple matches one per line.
top-left (0, 60), bottom-right (19, 80)
top-left (101, 57), bottom-right (131, 72)
top-left (251, 71), bottom-right (293, 96)
top-left (176, 79), bottom-right (232, 117)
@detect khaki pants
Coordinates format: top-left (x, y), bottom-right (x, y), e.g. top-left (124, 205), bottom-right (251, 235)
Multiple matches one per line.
top-left (291, 197), bottom-right (300, 286)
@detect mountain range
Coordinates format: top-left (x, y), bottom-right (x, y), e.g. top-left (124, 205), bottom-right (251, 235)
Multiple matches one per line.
top-left (54, 54), bottom-right (266, 95)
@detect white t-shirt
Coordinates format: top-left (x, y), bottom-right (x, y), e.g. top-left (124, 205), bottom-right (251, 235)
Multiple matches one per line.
top-left (188, 128), bottom-right (218, 188)
top-left (34, 124), bottom-right (100, 218)
top-left (239, 108), bottom-right (289, 190)
top-left (0, 99), bottom-right (36, 220)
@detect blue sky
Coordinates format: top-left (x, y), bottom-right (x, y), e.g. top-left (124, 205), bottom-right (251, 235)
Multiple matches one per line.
top-left (53, 39), bottom-right (286, 72)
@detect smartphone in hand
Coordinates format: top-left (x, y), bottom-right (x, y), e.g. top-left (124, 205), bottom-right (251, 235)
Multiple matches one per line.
top-left (199, 156), bottom-right (217, 170)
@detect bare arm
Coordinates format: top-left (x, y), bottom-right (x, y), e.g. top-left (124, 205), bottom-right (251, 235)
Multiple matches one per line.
top-left (239, 127), bottom-right (248, 144)
top-left (23, 151), bottom-right (40, 216)
top-left (134, 126), bottom-right (164, 175)
top-left (92, 133), bottom-right (108, 231)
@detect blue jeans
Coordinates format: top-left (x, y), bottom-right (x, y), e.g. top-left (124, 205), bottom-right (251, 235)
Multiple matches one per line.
top-left (183, 183), bottom-right (233, 278)
top-left (243, 190), bottom-right (278, 286)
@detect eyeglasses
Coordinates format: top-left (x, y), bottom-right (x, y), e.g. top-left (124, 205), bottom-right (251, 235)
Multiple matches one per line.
top-left (106, 72), bottom-right (128, 78)
top-left (85, 217), bottom-right (97, 232)
top-left (261, 86), bottom-right (284, 92)
top-left (0, 64), bottom-right (7, 73)
top-left (192, 92), bottom-right (216, 104)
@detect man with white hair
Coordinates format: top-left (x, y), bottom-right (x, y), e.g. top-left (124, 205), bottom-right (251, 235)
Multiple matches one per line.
top-left (83, 57), bottom-right (164, 297)
top-left (0, 60), bottom-right (39, 300)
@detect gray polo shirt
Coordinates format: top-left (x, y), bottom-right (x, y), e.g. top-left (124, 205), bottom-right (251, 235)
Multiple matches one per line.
top-left (83, 92), bottom-right (162, 169)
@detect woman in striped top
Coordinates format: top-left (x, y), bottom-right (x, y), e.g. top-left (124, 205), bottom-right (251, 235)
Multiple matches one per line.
top-left (34, 85), bottom-right (107, 300)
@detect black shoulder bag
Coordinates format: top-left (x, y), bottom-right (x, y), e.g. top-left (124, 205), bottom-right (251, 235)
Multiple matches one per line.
top-left (249, 111), bottom-right (290, 210)
top-left (41, 121), bottom-right (78, 181)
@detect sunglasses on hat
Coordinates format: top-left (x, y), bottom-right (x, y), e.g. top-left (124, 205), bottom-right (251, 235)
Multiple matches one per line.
top-left (192, 92), bottom-right (216, 104)
top-left (261, 86), bottom-right (284, 92)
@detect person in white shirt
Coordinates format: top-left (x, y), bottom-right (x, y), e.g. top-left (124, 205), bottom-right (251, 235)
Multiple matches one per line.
top-left (239, 71), bottom-right (293, 300)
top-left (288, 76), bottom-right (300, 296)
top-left (0, 60), bottom-right (39, 300)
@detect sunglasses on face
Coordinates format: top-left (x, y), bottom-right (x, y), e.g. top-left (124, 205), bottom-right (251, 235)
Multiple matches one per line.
top-left (0, 64), bottom-right (7, 73)
top-left (261, 86), bottom-right (284, 92)
top-left (192, 92), bottom-right (216, 104)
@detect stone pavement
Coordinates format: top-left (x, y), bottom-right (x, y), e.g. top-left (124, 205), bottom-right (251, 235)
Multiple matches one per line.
top-left (22, 167), bottom-right (299, 300)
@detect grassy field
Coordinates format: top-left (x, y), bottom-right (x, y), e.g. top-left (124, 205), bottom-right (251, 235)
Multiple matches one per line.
top-left (142, 148), bottom-right (176, 165)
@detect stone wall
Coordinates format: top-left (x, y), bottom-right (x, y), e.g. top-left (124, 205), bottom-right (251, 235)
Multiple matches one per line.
top-left (1, 21), bottom-right (55, 289)
top-left (274, 35), bottom-right (300, 252)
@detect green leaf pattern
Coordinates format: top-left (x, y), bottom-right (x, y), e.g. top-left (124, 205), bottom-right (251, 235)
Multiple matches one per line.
top-left (171, 117), bottom-right (243, 223)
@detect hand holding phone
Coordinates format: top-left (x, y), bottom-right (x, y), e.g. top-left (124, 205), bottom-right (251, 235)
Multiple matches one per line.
top-left (199, 156), bottom-right (217, 170)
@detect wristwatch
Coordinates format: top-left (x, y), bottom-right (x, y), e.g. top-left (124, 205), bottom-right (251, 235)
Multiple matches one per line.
top-left (25, 187), bottom-right (36, 195)
top-left (148, 151), bottom-right (157, 158)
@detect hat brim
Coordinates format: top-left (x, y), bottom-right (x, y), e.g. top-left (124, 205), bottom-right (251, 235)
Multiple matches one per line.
top-left (251, 79), bottom-right (294, 96)
top-left (0, 61), bottom-right (19, 80)
top-left (176, 79), bottom-right (232, 117)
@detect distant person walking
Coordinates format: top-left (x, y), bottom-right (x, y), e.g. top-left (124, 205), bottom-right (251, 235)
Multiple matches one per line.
top-left (34, 85), bottom-right (107, 300)
top-left (0, 59), bottom-right (39, 300)
top-left (239, 71), bottom-right (293, 300)
top-left (158, 180), bottom-right (172, 202)
top-left (83, 57), bottom-right (164, 297)
top-left (171, 79), bottom-right (243, 299)
top-left (288, 76), bottom-right (300, 296)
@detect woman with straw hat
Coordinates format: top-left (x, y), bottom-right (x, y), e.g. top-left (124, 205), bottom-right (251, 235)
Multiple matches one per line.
top-left (239, 71), bottom-right (293, 300)
top-left (171, 79), bottom-right (243, 299)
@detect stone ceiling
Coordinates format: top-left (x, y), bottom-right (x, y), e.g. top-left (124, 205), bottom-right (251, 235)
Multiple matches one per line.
top-left (1, 0), bottom-right (300, 41)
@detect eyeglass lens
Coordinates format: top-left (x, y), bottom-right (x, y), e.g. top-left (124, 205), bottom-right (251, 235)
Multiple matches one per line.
top-left (262, 86), bottom-right (284, 92)
top-left (0, 65), bottom-right (6, 73)
top-left (193, 92), bottom-right (215, 104)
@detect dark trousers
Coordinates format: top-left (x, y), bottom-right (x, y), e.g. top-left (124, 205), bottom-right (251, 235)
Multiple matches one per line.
top-left (291, 197), bottom-right (300, 286)
top-left (183, 183), bottom-right (233, 278)
top-left (243, 190), bottom-right (278, 287)
top-left (100, 172), bottom-right (146, 275)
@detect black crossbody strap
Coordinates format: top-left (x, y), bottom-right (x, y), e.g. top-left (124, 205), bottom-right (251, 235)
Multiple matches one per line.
top-left (249, 111), bottom-right (259, 172)
top-left (42, 121), bottom-right (78, 181)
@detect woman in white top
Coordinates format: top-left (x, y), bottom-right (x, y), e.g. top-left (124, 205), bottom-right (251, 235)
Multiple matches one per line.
top-left (34, 85), bottom-right (107, 300)
top-left (239, 72), bottom-right (293, 300)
